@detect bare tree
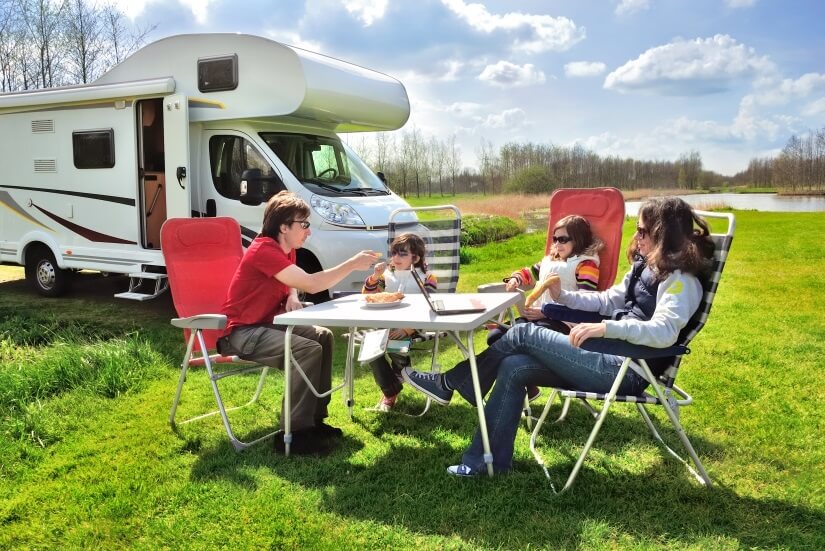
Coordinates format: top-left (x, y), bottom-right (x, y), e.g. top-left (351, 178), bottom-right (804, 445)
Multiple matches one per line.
top-left (22, 0), bottom-right (67, 88)
top-left (64, 0), bottom-right (103, 83)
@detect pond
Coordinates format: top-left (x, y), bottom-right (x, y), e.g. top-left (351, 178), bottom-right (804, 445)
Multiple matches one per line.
top-left (625, 193), bottom-right (825, 215)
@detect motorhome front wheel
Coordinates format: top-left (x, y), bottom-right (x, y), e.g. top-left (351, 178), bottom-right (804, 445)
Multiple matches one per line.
top-left (24, 246), bottom-right (70, 297)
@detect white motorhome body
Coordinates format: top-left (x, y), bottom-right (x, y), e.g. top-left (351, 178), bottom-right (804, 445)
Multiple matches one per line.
top-left (0, 33), bottom-right (410, 300)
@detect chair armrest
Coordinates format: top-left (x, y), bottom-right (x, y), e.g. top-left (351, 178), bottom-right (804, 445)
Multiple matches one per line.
top-left (171, 314), bottom-right (227, 330)
top-left (541, 304), bottom-right (604, 323)
top-left (580, 337), bottom-right (688, 359)
top-left (477, 282), bottom-right (507, 293)
top-left (300, 301), bottom-right (314, 308)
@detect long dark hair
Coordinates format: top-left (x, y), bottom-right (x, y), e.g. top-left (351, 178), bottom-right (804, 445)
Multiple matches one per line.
top-left (260, 191), bottom-right (310, 239)
top-left (628, 197), bottom-right (715, 278)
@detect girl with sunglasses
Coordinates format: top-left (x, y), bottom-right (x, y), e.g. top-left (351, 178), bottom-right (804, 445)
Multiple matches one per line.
top-left (403, 197), bottom-right (715, 476)
top-left (489, 215), bottom-right (602, 400)
top-left (362, 233), bottom-right (438, 411)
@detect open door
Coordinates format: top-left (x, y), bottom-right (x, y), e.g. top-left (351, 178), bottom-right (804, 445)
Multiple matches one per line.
top-left (163, 94), bottom-right (191, 220)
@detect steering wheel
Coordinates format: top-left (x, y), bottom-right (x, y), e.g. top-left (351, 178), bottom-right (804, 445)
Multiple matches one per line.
top-left (318, 167), bottom-right (338, 179)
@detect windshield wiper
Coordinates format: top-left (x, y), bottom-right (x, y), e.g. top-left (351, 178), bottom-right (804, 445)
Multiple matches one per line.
top-left (307, 181), bottom-right (347, 193)
top-left (346, 188), bottom-right (389, 196)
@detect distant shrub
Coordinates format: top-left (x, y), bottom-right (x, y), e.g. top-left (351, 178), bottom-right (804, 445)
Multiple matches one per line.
top-left (460, 214), bottom-right (522, 248)
top-left (504, 165), bottom-right (557, 194)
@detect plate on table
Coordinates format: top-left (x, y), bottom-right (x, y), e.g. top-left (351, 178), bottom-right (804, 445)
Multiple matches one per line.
top-left (362, 299), bottom-right (404, 309)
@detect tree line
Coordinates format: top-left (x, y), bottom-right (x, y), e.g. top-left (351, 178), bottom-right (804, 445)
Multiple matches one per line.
top-left (733, 125), bottom-right (825, 192)
top-left (0, 0), bottom-right (152, 92)
top-left (350, 129), bottom-right (730, 197)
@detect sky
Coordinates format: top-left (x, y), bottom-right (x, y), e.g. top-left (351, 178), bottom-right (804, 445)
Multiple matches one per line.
top-left (110, 0), bottom-right (825, 176)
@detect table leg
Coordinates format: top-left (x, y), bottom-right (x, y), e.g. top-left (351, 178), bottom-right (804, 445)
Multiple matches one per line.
top-left (283, 325), bottom-right (293, 457)
top-left (346, 326), bottom-right (356, 418)
top-left (466, 329), bottom-right (494, 477)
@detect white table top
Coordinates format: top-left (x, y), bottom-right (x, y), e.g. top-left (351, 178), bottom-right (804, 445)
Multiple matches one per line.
top-left (273, 293), bottom-right (521, 331)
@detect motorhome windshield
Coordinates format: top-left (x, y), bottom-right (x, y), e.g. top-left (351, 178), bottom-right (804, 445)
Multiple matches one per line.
top-left (260, 133), bottom-right (389, 197)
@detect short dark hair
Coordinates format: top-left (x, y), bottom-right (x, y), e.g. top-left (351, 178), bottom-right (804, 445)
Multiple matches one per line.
top-left (629, 197), bottom-right (715, 278)
top-left (549, 215), bottom-right (598, 259)
top-left (260, 191), bottom-right (310, 239)
top-left (390, 233), bottom-right (427, 271)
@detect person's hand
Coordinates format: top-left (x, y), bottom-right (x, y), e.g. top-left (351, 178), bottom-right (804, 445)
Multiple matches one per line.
top-left (504, 278), bottom-right (520, 292)
top-left (544, 272), bottom-right (562, 302)
top-left (373, 261), bottom-right (387, 278)
top-left (389, 329), bottom-right (409, 339)
top-left (350, 250), bottom-right (381, 271)
top-left (568, 322), bottom-right (606, 348)
top-left (517, 305), bottom-right (545, 321)
top-left (285, 295), bottom-right (303, 312)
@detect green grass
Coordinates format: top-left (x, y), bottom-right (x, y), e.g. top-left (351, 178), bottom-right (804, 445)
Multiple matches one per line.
top-left (1, 211), bottom-right (824, 549)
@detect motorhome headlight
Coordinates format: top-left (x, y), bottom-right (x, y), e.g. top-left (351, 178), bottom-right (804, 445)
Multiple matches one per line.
top-left (311, 195), bottom-right (366, 226)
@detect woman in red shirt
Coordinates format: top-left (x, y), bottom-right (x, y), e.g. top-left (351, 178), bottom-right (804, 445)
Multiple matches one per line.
top-left (219, 191), bottom-right (378, 455)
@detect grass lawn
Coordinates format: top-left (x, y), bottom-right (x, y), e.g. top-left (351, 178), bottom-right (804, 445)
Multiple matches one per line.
top-left (1, 211), bottom-right (824, 549)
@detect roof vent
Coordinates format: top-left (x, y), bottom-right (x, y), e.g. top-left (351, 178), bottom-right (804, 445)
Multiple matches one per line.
top-left (31, 119), bottom-right (55, 133)
top-left (34, 159), bottom-right (57, 172)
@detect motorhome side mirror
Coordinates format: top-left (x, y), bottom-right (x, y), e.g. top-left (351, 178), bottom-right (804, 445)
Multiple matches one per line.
top-left (239, 168), bottom-right (285, 206)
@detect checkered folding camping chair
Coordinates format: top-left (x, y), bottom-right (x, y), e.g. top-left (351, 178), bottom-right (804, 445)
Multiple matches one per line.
top-left (477, 187), bottom-right (626, 425)
top-left (530, 210), bottom-right (735, 493)
top-left (354, 205), bottom-right (464, 416)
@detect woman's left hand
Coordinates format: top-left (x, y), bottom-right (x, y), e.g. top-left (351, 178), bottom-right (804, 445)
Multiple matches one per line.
top-left (285, 295), bottom-right (304, 312)
top-left (518, 305), bottom-right (546, 321)
top-left (568, 322), bottom-right (606, 348)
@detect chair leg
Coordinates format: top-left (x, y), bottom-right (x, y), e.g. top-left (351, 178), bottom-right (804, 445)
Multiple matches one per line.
top-left (170, 331), bottom-right (197, 428)
top-left (636, 363), bottom-right (712, 486)
top-left (531, 357), bottom-right (633, 493)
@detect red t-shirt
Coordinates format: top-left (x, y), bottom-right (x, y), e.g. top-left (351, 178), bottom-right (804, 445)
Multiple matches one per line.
top-left (222, 236), bottom-right (296, 334)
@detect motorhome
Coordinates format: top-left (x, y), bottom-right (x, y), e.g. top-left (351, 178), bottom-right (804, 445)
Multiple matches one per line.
top-left (0, 33), bottom-right (411, 301)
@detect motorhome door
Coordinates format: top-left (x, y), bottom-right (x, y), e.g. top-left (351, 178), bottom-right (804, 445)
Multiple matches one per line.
top-left (163, 94), bottom-right (191, 219)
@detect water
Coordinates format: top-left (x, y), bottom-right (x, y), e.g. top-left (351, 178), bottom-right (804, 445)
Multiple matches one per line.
top-left (625, 193), bottom-right (825, 216)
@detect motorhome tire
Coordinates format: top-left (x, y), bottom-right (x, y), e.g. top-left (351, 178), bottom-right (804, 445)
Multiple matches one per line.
top-left (25, 246), bottom-right (70, 297)
top-left (296, 249), bottom-right (330, 304)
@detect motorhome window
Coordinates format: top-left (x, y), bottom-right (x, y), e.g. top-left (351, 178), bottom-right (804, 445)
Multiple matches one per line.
top-left (261, 132), bottom-right (389, 197)
top-left (198, 54), bottom-right (238, 92)
top-left (209, 135), bottom-right (281, 200)
top-left (72, 129), bottom-right (115, 169)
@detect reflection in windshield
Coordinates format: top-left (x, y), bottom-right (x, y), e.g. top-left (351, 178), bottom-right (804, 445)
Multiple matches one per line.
top-left (260, 132), bottom-right (389, 196)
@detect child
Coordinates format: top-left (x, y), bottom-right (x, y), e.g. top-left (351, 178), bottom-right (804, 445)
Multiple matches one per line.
top-left (493, 215), bottom-right (602, 400)
top-left (362, 233), bottom-right (438, 411)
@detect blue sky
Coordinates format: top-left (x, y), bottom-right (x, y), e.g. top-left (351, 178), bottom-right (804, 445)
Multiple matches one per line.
top-left (113, 0), bottom-right (825, 175)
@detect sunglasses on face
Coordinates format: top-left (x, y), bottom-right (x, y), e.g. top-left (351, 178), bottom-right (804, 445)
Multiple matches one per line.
top-left (391, 250), bottom-right (411, 257)
top-left (635, 225), bottom-right (649, 238)
top-left (552, 235), bottom-right (572, 244)
top-left (290, 220), bottom-right (311, 229)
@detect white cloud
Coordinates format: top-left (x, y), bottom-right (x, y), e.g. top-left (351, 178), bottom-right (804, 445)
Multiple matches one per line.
top-left (264, 30), bottom-right (324, 53)
top-left (564, 61), bottom-right (607, 78)
top-left (393, 59), bottom-right (468, 84)
top-left (604, 34), bottom-right (775, 95)
top-left (477, 61), bottom-right (545, 87)
top-left (802, 97), bottom-right (825, 116)
top-left (179, 0), bottom-right (214, 25)
top-left (615, 0), bottom-right (650, 16)
top-left (445, 102), bottom-right (485, 116)
top-left (482, 108), bottom-right (527, 128)
top-left (441, 0), bottom-right (585, 53)
top-left (342, 0), bottom-right (388, 26)
top-left (726, 0), bottom-right (757, 8)
top-left (750, 72), bottom-right (825, 106)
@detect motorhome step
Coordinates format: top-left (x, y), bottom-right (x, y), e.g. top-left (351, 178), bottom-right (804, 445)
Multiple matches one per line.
top-left (114, 291), bottom-right (161, 302)
top-left (128, 271), bottom-right (167, 280)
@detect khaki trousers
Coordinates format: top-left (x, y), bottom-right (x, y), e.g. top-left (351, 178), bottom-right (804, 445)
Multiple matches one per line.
top-left (222, 323), bottom-right (333, 431)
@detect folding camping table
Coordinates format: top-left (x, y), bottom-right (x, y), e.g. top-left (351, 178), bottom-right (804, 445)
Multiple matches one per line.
top-left (274, 292), bottom-right (521, 476)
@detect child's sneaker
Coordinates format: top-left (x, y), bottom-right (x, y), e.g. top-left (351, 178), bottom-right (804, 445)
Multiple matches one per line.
top-left (375, 393), bottom-right (398, 412)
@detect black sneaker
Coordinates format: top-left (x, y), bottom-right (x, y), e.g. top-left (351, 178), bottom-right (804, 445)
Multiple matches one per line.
top-left (402, 368), bottom-right (453, 405)
top-left (273, 429), bottom-right (336, 456)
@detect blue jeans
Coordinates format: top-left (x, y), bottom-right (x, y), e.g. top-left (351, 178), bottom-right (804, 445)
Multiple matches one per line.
top-left (446, 323), bottom-right (647, 473)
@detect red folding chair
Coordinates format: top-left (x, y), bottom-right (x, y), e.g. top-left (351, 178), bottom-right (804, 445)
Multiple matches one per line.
top-left (478, 187), bottom-right (626, 424)
top-left (161, 217), bottom-right (277, 451)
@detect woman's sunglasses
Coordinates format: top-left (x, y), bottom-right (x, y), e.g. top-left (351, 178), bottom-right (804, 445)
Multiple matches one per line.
top-left (635, 225), bottom-right (649, 238)
top-left (552, 235), bottom-right (572, 244)
top-left (290, 220), bottom-right (311, 229)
